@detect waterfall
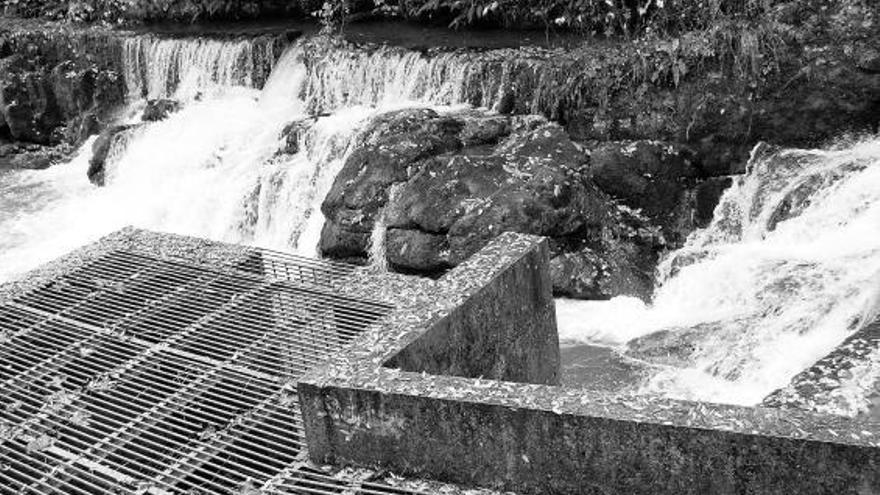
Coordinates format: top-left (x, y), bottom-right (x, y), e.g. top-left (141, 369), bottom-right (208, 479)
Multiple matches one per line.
top-left (558, 137), bottom-right (880, 410)
top-left (298, 39), bottom-right (549, 116)
top-left (367, 183), bottom-right (402, 271)
top-left (2, 31), bottom-right (879, 414)
top-left (0, 36), bottom-right (476, 282)
top-left (122, 35), bottom-right (279, 100)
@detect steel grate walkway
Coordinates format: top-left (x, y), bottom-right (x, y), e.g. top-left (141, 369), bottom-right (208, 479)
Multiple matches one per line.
top-left (0, 248), bottom-right (429, 495)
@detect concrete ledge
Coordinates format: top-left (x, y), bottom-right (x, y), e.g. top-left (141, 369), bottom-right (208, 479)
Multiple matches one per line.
top-left (298, 233), bottom-right (880, 495)
top-left (384, 235), bottom-right (559, 385)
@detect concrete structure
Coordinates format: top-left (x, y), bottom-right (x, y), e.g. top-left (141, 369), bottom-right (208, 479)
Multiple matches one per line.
top-left (1, 227), bottom-right (878, 494)
top-left (299, 233), bottom-right (880, 495)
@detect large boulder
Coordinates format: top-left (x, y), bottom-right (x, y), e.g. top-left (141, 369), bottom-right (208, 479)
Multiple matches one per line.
top-left (589, 140), bottom-right (705, 244)
top-left (386, 122), bottom-right (615, 267)
top-left (319, 108), bottom-right (463, 252)
top-left (550, 243), bottom-right (653, 301)
top-left (320, 108), bottom-right (662, 299)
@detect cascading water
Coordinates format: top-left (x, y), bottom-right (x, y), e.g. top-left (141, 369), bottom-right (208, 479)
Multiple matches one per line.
top-left (0, 35), bottom-right (475, 282)
top-left (557, 138), bottom-right (880, 411)
top-left (123, 35), bottom-right (278, 100)
top-left (1, 29), bottom-right (879, 416)
top-left (0, 37), bottom-right (354, 281)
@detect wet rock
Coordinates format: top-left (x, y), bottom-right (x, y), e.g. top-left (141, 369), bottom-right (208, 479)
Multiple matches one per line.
top-left (279, 118), bottom-right (315, 155)
top-left (319, 108), bottom-right (463, 256)
top-left (550, 246), bottom-right (652, 301)
top-left (459, 114), bottom-right (511, 146)
top-left (0, 27), bottom-right (125, 147)
top-left (589, 140), bottom-right (702, 243)
top-left (663, 249), bottom-right (711, 279)
top-left (694, 177), bottom-right (733, 228)
top-left (141, 99), bottom-right (181, 122)
top-left (626, 326), bottom-right (705, 367)
top-left (386, 229), bottom-right (451, 274)
top-left (855, 46), bottom-right (880, 74)
top-left (388, 122), bottom-right (606, 263)
top-left (0, 107), bottom-right (7, 137)
top-left (318, 221), bottom-right (371, 262)
top-left (88, 124), bottom-right (138, 186)
top-left (321, 109), bottom-right (664, 299)
top-left (65, 112), bottom-right (101, 145)
top-left (0, 142), bottom-right (69, 170)
top-left (50, 61), bottom-right (97, 120)
top-left (0, 56), bottom-right (63, 144)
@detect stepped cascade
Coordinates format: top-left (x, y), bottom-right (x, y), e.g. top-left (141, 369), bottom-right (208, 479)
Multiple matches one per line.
top-left (1, 30), bottom-right (878, 418)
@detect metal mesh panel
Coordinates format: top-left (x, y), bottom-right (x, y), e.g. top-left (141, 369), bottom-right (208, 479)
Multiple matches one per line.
top-left (0, 247), bottom-right (423, 495)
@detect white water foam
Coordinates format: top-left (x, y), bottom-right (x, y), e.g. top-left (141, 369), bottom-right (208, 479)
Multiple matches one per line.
top-left (0, 38), bottom-right (472, 282)
top-left (558, 138), bottom-right (880, 407)
top-left (3, 32), bottom-right (879, 413)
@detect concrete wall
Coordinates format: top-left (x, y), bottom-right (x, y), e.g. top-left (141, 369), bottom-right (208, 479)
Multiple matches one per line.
top-left (300, 385), bottom-right (880, 495)
top-left (384, 236), bottom-right (559, 385)
top-left (297, 232), bottom-right (880, 495)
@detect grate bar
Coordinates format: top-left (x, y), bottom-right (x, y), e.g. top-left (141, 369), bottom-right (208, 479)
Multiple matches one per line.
top-left (10, 287), bottom-right (378, 381)
top-left (0, 247), bottom-right (400, 495)
top-left (14, 268), bottom-right (386, 339)
top-left (3, 381), bottom-right (304, 494)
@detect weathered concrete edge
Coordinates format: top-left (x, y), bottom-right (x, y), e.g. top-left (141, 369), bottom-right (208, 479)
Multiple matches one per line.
top-left (384, 234), bottom-right (560, 385)
top-left (298, 378), bottom-right (880, 494)
top-left (298, 233), bottom-right (880, 494)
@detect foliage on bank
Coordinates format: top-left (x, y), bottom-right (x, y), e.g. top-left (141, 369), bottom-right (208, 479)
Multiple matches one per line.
top-left (0, 0), bottom-right (320, 23)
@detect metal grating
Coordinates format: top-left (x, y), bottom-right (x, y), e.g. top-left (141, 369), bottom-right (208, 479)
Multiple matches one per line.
top-left (0, 247), bottom-right (433, 495)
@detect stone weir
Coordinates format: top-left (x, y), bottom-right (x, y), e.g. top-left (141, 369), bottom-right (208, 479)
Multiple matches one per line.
top-left (0, 228), bottom-right (878, 494)
top-left (0, 17), bottom-right (294, 169)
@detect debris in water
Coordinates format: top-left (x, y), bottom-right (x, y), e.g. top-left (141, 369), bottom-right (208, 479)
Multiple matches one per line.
top-left (88, 373), bottom-right (118, 392)
top-left (237, 479), bottom-right (260, 495)
top-left (48, 375), bottom-right (67, 389)
top-left (198, 425), bottom-right (217, 441)
top-left (67, 408), bottom-right (91, 427)
top-left (27, 434), bottom-right (55, 453)
top-left (94, 278), bottom-right (126, 294)
top-left (43, 390), bottom-right (76, 414)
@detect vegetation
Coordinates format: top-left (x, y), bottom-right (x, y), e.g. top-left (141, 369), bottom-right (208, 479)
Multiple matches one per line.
top-left (0, 0), bottom-right (319, 23)
top-left (393, 0), bottom-right (777, 34)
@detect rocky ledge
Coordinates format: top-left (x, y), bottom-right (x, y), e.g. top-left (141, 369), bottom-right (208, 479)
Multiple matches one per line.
top-left (0, 18), bottom-right (128, 169)
top-left (0, 17), bottom-right (292, 170)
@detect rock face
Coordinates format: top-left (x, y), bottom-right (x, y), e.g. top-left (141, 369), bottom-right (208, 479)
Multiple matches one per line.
top-left (88, 124), bottom-right (140, 186)
top-left (589, 141), bottom-right (702, 243)
top-left (0, 31), bottom-right (124, 147)
top-left (141, 99), bottom-right (181, 122)
top-left (0, 55), bottom-right (62, 144)
top-left (319, 108), bottom-right (464, 260)
top-left (0, 21), bottom-right (126, 168)
top-left (0, 141), bottom-right (69, 169)
top-left (320, 108), bottom-right (726, 299)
